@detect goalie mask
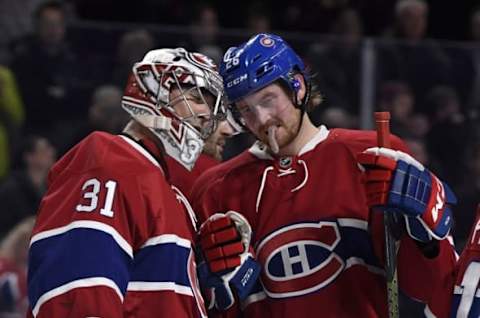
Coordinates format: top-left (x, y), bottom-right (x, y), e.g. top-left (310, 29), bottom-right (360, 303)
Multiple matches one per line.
top-left (121, 48), bottom-right (225, 170)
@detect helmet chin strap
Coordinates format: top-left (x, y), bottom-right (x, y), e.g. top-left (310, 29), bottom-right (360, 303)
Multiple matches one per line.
top-left (292, 77), bottom-right (312, 137)
top-left (133, 113), bottom-right (172, 131)
top-left (132, 113), bottom-right (204, 171)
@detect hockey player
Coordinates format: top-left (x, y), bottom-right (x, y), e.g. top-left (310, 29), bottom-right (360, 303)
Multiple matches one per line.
top-left (193, 33), bottom-right (458, 317)
top-left (27, 48), bottom-right (225, 317)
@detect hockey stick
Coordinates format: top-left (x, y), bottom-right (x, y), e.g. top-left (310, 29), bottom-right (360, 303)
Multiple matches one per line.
top-left (374, 112), bottom-right (399, 318)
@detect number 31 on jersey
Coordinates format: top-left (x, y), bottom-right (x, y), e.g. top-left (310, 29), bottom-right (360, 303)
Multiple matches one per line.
top-left (76, 178), bottom-right (118, 218)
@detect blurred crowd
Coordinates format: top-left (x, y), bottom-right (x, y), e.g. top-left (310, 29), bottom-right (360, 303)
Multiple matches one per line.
top-left (0, 0), bottom-right (479, 316)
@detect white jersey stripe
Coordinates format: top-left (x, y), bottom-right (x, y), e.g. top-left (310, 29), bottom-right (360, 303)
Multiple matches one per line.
top-left (127, 282), bottom-right (193, 296)
top-left (241, 291), bottom-right (267, 310)
top-left (337, 218), bottom-right (369, 230)
top-left (141, 234), bottom-right (191, 249)
top-left (345, 257), bottom-right (385, 276)
top-left (30, 220), bottom-right (133, 258)
top-left (424, 304), bottom-right (437, 318)
top-left (32, 277), bottom-right (123, 317)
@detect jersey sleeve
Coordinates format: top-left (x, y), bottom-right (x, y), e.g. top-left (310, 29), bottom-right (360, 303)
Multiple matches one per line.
top-left (435, 206), bottom-right (480, 318)
top-left (28, 165), bottom-right (144, 317)
top-left (190, 171), bottom-right (224, 224)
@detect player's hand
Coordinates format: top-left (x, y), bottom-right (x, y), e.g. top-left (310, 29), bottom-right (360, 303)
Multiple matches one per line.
top-left (197, 211), bottom-right (261, 310)
top-left (357, 147), bottom-right (457, 242)
top-left (199, 212), bottom-right (246, 273)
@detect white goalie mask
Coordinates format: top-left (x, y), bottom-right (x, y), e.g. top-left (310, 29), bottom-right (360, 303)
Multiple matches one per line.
top-left (121, 48), bottom-right (225, 170)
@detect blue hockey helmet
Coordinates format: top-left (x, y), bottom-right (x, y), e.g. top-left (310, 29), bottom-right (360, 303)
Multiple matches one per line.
top-left (220, 33), bottom-right (307, 104)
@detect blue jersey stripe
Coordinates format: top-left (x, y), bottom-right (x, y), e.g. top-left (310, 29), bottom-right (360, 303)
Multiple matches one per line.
top-left (335, 222), bottom-right (382, 270)
top-left (28, 227), bottom-right (132, 309)
top-left (130, 242), bottom-right (191, 287)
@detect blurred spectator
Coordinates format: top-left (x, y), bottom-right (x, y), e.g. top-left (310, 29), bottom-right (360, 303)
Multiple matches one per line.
top-left (392, 0), bottom-right (428, 41)
top-left (378, 0), bottom-right (452, 107)
top-left (0, 66), bottom-right (24, 180)
top-left (0, 0), bottom-right (44, 64)
top-left (456, 142), bottom-right (480, 250)
top-left (307, 8), bottom-right (364, 114)
top-left (0, 136), bottom-right (55, 238)
top-left (190, 4), bottom-right (222, 64)
top-left (111, 29), bottom-right (155, 87)
top-left (10, 0), bottom-right (84, 141)
top-left (425, 85), bottom-right (470, 185)
top-left (407, 113), bottom-right (430, 139)
top-left (317, 106), bottom-right (357, 128)
top-left (275, 0), bottom-right (347, 33)
top-left (377, 81), bottom-right (415, 137)
top-left (57, 84), bottom-right (128, 155)
top-left (191, 4), bottom-right (219, 47)
top-left (404, 137), bottom-right (429, 165)
top-left (466, 7), bottom-right (480, 117)
top-left (247, 5), bottom-right (271, 35)
top-left (331, 8), bottom-right (363, 45)
top-left (0, 216), bottom-right (35, 317)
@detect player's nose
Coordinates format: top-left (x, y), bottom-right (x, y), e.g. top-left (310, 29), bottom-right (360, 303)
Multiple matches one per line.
top-left (218, 120), bottom-right (234, 137)
top-left (255, 107), bottom-right (272, 126)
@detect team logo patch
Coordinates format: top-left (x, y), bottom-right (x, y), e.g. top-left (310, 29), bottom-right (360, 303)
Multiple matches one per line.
top-left (279, 156), bottom-right (292, 168)
top-left (188, 52), bottom-right (218, 70)
top-left (260, 36), bottom-right (275, 47)
top-left (256, 221), bottom-right (345, 298)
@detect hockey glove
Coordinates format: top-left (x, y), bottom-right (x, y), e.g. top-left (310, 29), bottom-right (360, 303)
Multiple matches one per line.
top-left (357, 147), bottom-right (457, 242)
top-left (197, 211), bottom-right (261, 310)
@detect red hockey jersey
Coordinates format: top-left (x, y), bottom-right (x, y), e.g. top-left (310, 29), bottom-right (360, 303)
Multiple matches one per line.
top-left (166, 153), bottom-right (219, 201)
top-left (445, 205), bottom-right (480, 318)
top-left (27, 132), bottom-right (206, 318)
top-left (191, 127), bottom-right (457, 318)
top-left (0, 257), bottom-right (28, 315)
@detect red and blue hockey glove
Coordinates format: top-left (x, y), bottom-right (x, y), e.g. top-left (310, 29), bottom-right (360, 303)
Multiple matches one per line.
top-left (197, 211), bottom-right (261, 310)
top-left (357, 147), bottom-right (457, 242)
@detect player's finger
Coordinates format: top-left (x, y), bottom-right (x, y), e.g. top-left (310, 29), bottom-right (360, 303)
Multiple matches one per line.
top-left (205, 241), bottom-right (244, 261)
top-left (201, 227), bottom-right (239, 249)
top-left (210, 256), bottom-right (242, 273)
top-left (200, 216), bottom-right (233, 236)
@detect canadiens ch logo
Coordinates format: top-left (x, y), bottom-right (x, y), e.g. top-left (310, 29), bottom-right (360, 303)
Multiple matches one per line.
top-left (256, 221), bottom-right (345, 298)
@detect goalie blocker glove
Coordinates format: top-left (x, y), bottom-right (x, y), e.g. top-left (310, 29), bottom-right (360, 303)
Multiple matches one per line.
top-left (197, 211), bottom-right (261, 310)
top-left (357, 147), bottom-right (457, 242)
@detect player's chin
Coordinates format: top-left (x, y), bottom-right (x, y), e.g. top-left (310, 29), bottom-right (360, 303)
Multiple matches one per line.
top-left (214, 144), bottom-right (224, 161)
top-left (276, 129), bottom-right (296, 147)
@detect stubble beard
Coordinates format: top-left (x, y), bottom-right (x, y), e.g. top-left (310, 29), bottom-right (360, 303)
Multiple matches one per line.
top-left (257, 111), bottom-right (301, 152)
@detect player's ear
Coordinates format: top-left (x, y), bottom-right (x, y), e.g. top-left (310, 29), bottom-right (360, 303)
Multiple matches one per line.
top-left (294, 74), bottom-right (306, 102)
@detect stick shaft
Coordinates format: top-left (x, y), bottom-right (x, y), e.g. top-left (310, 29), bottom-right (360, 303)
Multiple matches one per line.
top-left (374, 112), bottom-right (399, 318)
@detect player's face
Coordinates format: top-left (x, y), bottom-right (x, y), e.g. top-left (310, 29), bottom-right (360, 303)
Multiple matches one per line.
top-left (202, 119), bottom-right (234, 160)
top-left (169, 87), bottom-right (215, 135)
top-left (235, 82), bottom-right (301, 149)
